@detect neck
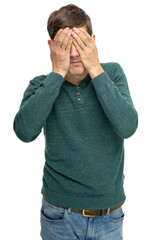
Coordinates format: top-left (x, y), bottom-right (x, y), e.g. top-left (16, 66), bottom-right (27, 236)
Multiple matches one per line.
top-left (65, 71), bottom-right (88, 86)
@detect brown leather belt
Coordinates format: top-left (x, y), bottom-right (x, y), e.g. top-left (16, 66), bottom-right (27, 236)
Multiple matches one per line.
top-left (58, 201), bottom-right (125, 217)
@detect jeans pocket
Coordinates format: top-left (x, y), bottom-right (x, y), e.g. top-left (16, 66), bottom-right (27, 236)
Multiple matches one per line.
top-left (108, 207), bottom-right (125, 223)
top-left (41, 198), bottom-right (66, 223)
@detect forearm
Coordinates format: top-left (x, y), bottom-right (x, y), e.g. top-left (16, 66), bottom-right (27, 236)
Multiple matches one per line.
top-left (91, 65), bottom-right (138, 139)
top-left (13, 72), bottom-right (65, 142)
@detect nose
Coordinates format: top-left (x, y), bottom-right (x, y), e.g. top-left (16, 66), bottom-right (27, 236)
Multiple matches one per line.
top-left (70, 43), bottom-right (80, 57)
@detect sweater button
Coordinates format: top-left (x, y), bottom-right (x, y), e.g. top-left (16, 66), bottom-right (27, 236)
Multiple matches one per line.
top-left (77, 92), bottom-right (80, 95)
top-left (78, 97), bottom-right (81, 101)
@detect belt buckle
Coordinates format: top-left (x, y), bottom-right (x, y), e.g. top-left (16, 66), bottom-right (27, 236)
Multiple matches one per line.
top-left (82, 209), bottom-right (95, 217)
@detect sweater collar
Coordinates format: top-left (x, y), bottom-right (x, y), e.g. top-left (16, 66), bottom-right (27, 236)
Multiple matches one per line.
top-left (63, 73), bottom-right (91, 88)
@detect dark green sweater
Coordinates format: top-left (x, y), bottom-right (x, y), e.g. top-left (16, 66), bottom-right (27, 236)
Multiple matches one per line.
top-left (13, 62), bottom-right (138, 210)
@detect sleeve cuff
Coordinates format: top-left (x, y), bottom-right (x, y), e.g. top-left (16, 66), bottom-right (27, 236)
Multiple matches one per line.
top-left (41, 72), bottom-right (65, 93)
top-left (91, 71), bottom-right (114, 90)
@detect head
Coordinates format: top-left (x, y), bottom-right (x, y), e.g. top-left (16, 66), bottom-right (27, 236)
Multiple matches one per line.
top-left (47, 4), bottom-right (95, 81)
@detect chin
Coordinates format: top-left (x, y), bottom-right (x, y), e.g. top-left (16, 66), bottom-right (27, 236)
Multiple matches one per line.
top-left (69, 66), bottom-right (85, 75)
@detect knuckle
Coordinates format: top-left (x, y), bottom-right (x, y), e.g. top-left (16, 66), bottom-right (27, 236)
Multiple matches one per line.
top-left (84, 38), bottom-right (88, 44)
top-left (63, 38), bottom-right (68, 43)
top-left (59, 52), bottom-right (64, 57)
top-left (54, 50), bottom-right (58, 56)
top-left (57, 38), bottom-right (62, 44)
top-left (67, 32), bottom-right (71, 37)
top-left (53, 48), bottom-right (59, 55)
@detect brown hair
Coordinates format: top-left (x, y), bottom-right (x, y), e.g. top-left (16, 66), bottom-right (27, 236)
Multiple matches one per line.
top-left (47, 4), bottom-right (93, 40)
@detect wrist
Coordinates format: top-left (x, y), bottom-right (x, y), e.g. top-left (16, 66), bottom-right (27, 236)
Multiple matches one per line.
top-left (52, 68), bottom-right (66, 78)
top-left (88, 65), bottom-right (104, 79)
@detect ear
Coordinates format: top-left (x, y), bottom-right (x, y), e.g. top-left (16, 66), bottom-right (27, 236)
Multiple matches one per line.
top-left (48, 40), bottom-right (51, 46)
top-left (91, 33), bottom-right (95, 41)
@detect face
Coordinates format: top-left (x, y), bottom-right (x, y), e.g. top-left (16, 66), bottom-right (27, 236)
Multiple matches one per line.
top-left (48, 26), bottom-right (95, 83)
top-left (65, 26), bottom-right (95, 82)
top-left (66, 26), bottom-right (86, 77)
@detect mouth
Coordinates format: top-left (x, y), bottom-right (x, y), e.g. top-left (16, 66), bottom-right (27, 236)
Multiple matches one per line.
top-left (70, 61), bottom-right (82, 66)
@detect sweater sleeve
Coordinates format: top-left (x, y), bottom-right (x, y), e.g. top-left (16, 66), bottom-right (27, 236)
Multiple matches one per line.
top-left (91, 63), bottom-right (138, 139)
top-left (13, 72), bottom-right (65, 142)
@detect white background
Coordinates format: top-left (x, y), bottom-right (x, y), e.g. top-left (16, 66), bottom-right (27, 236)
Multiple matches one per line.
top-left (0, 0), bottom-right (160, 239)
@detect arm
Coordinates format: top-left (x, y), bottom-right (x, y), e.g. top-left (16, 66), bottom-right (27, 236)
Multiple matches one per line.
top-left (91, 63), bottom-right (138, 139)
top-left (71, 28), bottom-right (138, 139)
top-left (13, 73), bottom-right (65, 142)
top-left (13, 27), bottom-right (73, 142)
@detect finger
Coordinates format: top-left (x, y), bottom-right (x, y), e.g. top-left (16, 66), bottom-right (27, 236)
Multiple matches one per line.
top-left (55, 27), bottom-right (69, 47)
top-left (72, 38), bottom-right (83, 55)
top-left (71, 31), bottom-right (86, 51)
top-left (53, 29), bottom-right (63, 43)
top-left (61, 29), bottom-right (72, 49)
top-left (50, 39), bottom-right (55, 48)
top-left (79, 27), bottom-right (92, 40)
top-left (66, 36), bottom-right (73, 52)
top-left (72, 27), bottom-right (92, 47)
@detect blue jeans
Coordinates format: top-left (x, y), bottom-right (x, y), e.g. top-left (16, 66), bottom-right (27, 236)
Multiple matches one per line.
top-left (40, 198), bottom-right (124, 240)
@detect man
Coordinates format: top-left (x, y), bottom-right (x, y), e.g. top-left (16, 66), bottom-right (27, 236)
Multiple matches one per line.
top-left (13, 4), bottom-right (138, 240)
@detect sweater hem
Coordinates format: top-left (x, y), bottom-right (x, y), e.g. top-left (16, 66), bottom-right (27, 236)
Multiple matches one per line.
top-left (41, 186), bottom-right (126, 210)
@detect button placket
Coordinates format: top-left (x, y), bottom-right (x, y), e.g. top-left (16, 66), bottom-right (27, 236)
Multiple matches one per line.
top-left (76, 86), bottom-right (83, 104)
